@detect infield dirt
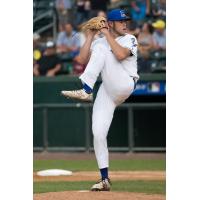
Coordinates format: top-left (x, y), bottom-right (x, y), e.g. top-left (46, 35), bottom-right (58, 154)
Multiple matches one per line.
top-left (34, 191), bottom-right (165, 200)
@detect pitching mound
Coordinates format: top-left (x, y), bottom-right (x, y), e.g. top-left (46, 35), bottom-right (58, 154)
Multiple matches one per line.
top-left (34, 191), bottom-right (165, 200)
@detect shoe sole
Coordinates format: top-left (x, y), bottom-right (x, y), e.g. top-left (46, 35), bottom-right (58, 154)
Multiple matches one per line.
top-left (60, 91), bottom-right (92, 102)
top-left (91, 188), bottom-right (110, 192)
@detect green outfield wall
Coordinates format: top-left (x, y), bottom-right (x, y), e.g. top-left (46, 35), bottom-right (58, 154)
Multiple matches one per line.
top-left (33, 74), bottom-right (166, 152)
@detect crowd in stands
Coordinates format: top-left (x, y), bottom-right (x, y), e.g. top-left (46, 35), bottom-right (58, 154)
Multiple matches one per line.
top-left (33, 0), bottom-right (166, 77)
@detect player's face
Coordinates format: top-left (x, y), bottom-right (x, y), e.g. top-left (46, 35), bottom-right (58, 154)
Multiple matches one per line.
top-left (112, 21), bottom-right (128, 36)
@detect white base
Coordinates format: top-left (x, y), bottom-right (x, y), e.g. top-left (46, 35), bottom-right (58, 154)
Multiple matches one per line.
top-left (36, 169), bottom-right (72, 176)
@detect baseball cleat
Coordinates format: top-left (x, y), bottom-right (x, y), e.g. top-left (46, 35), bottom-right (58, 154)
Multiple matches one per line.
top-left (91, 178), bottom-right (111, 191)
top-left (61, 89), bottom-right (93, 102)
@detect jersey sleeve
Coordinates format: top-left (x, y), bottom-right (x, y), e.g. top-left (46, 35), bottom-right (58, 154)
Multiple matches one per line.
top-left (122, 34), bottom-right (138, 56)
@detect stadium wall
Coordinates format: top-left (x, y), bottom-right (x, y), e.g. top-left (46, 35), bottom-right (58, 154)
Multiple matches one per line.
top-left (33, 74), bottom-right (166, 152)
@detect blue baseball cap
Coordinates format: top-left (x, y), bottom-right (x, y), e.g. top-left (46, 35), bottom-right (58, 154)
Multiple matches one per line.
top-left (107, 9), bottom-right (131, 21)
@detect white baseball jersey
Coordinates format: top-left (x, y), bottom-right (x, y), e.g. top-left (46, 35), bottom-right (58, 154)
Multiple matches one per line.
top-left (79, 33), bottom-right (139, 169)
top-left (91, 34), bottom-right (139, 80)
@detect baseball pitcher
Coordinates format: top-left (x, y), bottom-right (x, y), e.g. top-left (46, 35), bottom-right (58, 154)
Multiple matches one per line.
top-left (61, 9), bottom-right (139, 191)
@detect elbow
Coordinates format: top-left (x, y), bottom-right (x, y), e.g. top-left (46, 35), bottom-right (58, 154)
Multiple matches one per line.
top-left (74, 54), bottom-right (88, 65)
top-left (75, 55), bottom-right (88, 65)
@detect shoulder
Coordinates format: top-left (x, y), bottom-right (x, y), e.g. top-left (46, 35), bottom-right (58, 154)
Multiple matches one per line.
top-left (119, 34), bottom-right (138, 47)
top-left (117, 34), bottom-right (138, 46)
top-left (124, 34), bottom-right (137, 42)
top-left (57, 31), bottom-right (66, 40)
top-left (58, 31), bottom-right (65, 37)
top-left (124, 33), bottom-right (137, 39)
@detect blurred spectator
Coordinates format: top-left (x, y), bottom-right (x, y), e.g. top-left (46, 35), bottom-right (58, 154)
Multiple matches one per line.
top-left (33, 41), bottom-right (62, 76)
top-left (151, 0), bottom-right (166, 20)
top-left (56, 22), bottom-right (81, 59)
top-left (33, 33), bottom-right (45, 65)
top-left (127, 20), bottom-right (141, 38)
top-left (130, 0), bottom-right (150, 25)
top-left (137, 22), bottom-right (155, 73)
top-left (75, 0), bottom-right (91, 26)
top-left (55, 0), bottom-right (73, 25)
top-left (76, 23), bottom-right (87, 47)
top-left (90, 0), bottom-right (110, 17)
top-left (72, 56), bottom-right (86, 75)
top-left (71, 24), bottom-right (88, 75)
top-left (84, 0), bottom-right (91, 20)
top-left (152, 19), bottom-right (166, 50)
top-left (138, 22), bottom-right (155, 57)
top-left (138, 55), bottom-right (152, 73)
top-left (33, 33), bottom-right (40, 44)
top-left (75, 0), bottom-right (86, 25)
top-left (97, 10), bottom-right (107, 18)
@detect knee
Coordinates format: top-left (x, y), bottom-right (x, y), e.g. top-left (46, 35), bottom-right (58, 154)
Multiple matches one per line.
top-left (92, 124), bottom-right (107, 142)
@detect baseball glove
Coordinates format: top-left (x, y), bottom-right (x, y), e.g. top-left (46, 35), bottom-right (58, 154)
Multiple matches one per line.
top-left (81, 16), bottom-right (107, 32)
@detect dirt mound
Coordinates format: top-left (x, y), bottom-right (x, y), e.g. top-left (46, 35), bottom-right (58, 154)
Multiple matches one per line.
top-left (34, 191), bottom-right (165, 200)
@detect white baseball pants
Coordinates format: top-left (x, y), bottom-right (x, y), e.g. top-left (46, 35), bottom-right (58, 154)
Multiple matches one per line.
top-left (80, 43), bottom-right (135, 169)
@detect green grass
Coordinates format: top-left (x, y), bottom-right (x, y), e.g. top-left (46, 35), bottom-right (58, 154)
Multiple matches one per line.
top-left (34, 159), bottom-right (165, 172)
top-left (34, 180), bottom-right (165, 194)
top-left (34, 159), bottom-right (166, 195)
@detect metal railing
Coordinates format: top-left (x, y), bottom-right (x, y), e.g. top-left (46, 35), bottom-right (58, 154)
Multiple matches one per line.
top-left (33, 103), bottom-right (166, 152)
top-left (33, 10), bottom-right (57, 40)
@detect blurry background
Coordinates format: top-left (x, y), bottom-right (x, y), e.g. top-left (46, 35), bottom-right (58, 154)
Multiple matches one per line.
top-left (33, 0), bottom-right (166, 152)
